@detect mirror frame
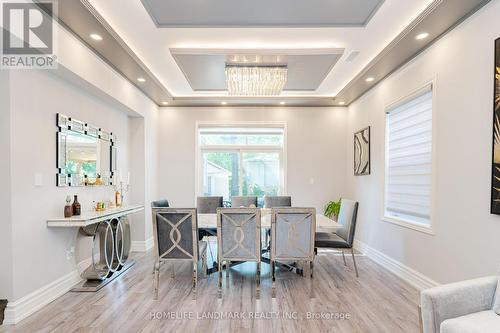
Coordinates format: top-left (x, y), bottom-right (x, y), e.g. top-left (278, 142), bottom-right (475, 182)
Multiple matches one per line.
top-left (56, 113), bottom-right (117, 187)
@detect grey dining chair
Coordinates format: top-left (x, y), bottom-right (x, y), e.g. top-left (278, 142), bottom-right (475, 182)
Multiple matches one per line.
top-left (151, 208), bottom-right (207, 299)
top-left (263, 196), bottom-right (292, 249)
top-left (217, 208), bottom-right (261, 299)
top-left (197, 196), bottom-right (223, 267)
top-left (231, 196), bottom-right (258, 208)
top-left (197, 196), bottom-right (223, 213)
top-left (264, 196), bottom-right (292, 208)
top-left (314, 199), bottom-right (359, 277)
top-left (151, 199), bottom-right (169, 208)
top-left (271, 207), bottom-right (316, 298)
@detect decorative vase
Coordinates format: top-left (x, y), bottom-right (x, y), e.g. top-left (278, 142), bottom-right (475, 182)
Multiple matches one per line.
top-left (72, 195), bottom-right (81, 216)
top-left (115, 190), bottom-right (121, 207)
top-left (64, 196), bottom-right (73, 218)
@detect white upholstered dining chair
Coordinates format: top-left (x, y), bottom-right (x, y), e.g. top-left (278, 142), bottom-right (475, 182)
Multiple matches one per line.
top-left (217, 208), bottom-right (262, 299)
top-left (270, 207), bottom-right (316, 298)
top-left (151, 208), bottom-right (207, 300)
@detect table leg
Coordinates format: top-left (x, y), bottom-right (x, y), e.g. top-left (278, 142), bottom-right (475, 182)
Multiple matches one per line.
top-left (72, 217), bottom-right (135, 292)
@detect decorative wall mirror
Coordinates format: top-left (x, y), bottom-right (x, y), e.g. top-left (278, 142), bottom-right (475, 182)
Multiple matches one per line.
top-left (56, 113), bottom-right (117, 187)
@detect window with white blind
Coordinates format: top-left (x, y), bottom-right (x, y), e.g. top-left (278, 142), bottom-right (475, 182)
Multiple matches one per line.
top-left (384, 87), bottom-right (433, 230)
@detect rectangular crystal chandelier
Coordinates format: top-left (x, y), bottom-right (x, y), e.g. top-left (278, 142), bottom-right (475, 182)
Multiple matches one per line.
top-left (225, 65), bottom-right (288, 96)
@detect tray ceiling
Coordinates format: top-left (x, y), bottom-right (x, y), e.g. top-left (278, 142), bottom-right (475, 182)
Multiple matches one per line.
top-left (141, 0), bottom-right (384, 27)
top-left (171, 49), bottom-right (344, 91)
top-left (55, 0), bottom-right (491, 106)
top-left (87, 0), bottom-right (434, 99)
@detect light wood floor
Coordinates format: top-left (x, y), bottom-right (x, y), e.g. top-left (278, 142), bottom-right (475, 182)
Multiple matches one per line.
top-left (1, 248), bottom-right (420, 333)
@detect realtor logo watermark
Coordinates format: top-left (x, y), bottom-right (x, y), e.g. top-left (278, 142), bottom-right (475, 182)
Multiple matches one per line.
top-left (1, 0), bottom-right (57, 69)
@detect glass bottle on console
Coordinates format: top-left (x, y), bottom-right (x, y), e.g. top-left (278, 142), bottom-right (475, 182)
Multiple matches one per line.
top-left (64, 195), bottom-right (73, 218)
top-left (72, 195), bottom-right (81, 216)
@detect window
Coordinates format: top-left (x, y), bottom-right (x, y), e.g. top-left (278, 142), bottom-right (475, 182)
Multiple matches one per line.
top-left (384, 87), bottom-right (433, 230)
top-left (197, 124), bottom-right (285, 204)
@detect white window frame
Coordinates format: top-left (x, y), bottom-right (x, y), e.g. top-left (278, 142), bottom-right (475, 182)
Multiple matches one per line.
top-left (381, 79), bottom-right (437, 235)
top-left (195, 121), bottom-right (287, 202)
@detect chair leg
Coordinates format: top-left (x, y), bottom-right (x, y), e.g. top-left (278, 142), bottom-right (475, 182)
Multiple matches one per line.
top-left (202, 252), bottom-right (207, 277)
top-left (153, 261), bottom-right (160, 300)
top-left (303, 260), bottom-right (309, 277)
top-left (308, 260), bottom-right (314, 299)
top-left (271, 260), bottom-right (276, 298)
top-left (192, 261), bottom-right (198, 299)
top-left (171, 261), bottom-right (175, 278)
top-left (351, 248), bottom-right (359, 277)
top-left (342, 250), bottom-right (347, 266)
top-left (256, 262), bottom-right (261, 300)
top-left (225, 260), bottom-right (230, 288)
top-left (218, 260), bottom-right (222, 299)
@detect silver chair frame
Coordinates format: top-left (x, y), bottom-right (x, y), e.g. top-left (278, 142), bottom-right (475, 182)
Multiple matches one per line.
top-left (271, 207), bottom-right (316, 298)
top-left (151, 208), bottom-right (207, 300)
top-left (217, 208), bottom-right (261, 299)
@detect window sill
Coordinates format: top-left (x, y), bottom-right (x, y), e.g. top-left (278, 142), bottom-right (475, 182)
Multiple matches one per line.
top-left (381, 216), bottom-right (435, 235)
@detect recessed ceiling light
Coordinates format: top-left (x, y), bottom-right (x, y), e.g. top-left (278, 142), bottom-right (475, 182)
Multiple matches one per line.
top-left (338, 101), bottom-right (346, 105)
top-left (137, 77), bottom-right (146, 83)
top-left (280, 101), bottom-right (286, 105)
top-left (416, 32), bottom-right (429, 40)
top-left (365, 77), bottom-right (375, 82)
top-left (161, 101), bottom-right (169, 105)
top-left (221, 101), bottom-right (227, 105)
top-left (89, 33), bottom-right (103, 41)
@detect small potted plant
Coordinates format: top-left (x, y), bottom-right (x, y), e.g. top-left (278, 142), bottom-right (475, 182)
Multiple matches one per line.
top-left (324, 198), bottom-right (342, 221)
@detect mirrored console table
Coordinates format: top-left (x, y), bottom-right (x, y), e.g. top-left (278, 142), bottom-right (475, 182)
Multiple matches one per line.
top-left (47, 205), bottom-right (144, 292)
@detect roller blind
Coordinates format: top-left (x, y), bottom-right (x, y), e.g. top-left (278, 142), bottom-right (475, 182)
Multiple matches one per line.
top-left (385, 88), bottom-right (433, 226)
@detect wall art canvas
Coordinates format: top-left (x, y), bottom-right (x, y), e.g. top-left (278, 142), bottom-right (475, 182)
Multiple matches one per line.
top-left (492, 38), bottom-right (500, 214)
top-left (354, 126), bottom-right (370, 176)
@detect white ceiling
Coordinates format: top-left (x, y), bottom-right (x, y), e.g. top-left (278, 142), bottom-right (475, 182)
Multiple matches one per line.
top-left (87, 0), bottom-right (434, 98)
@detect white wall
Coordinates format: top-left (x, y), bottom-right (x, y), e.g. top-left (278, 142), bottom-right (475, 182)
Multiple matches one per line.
top-left (0, 70), bottom-right (13, 301)
top-left (1, 19), bottom-right (160, 313)
top-left (346, 0), bottom-right (500, 284)
top-left (54, 23), bottom-right (160, 247)
top-left (157, 106), bottom-right (347, 212)
top-left (8, 69), bottom-right (131, 300)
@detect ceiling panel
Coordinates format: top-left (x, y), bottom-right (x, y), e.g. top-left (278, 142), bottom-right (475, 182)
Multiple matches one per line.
top-left (171, 49), bottom-right (344, 91)
top-left (141, 0), bottom-right (384, 27)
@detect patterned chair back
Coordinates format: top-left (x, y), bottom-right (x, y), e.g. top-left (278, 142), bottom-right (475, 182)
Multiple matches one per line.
top-left (231, 196), bottom-right (258, 208)
top-left (152, 208), bottom-right (199, 261)
top-left (335, 199), bottom-right (359, 247)
top-left (197, 196), bottom-right (223, 214)
top-left (264, 196), bottom-right (292, 208)
top-left (271, 208), bottom-right (316, 261)
top-left (217, 208), bottom-right (261, 262)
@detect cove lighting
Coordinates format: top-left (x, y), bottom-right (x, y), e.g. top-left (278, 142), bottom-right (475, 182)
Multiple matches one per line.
top-left (89, 33), bottom-right (103, 41)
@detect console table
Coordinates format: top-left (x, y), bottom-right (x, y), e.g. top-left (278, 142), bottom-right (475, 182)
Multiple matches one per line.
top-left (47, 205), bottom-right (144, 292)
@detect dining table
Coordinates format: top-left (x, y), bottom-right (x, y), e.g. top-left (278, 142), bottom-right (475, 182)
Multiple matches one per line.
top-left (197, 208), bottom-right (341, 232)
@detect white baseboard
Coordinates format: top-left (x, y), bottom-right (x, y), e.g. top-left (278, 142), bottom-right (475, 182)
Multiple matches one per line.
top-left (354, 239), bottom-right (439, 291)
top-left (130, 236), bottom-right (154, 252)
top-left (3, 270), bottom-right (82, 325)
